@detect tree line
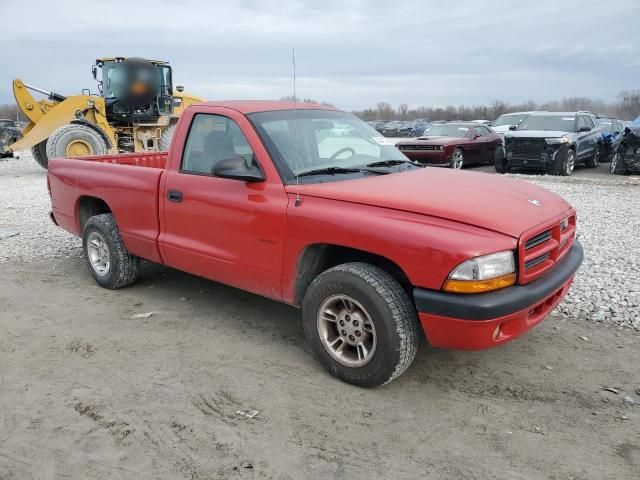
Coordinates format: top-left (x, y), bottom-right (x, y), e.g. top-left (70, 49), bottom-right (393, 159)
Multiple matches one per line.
top-left (351, 90), bottom-right (640, 122)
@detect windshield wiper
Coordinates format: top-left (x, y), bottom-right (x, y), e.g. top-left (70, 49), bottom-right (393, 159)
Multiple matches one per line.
top-left (365, 159), bottom-right (417, 168)
top-left (297, 167), bottom-right (369, 177)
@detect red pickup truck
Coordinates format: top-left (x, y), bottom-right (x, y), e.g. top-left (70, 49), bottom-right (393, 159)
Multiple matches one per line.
top-left (48, 101), bottom-right (583, 387)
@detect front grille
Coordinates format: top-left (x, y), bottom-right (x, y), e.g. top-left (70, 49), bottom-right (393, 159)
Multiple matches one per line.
top-left (509, 138), bottom-right (546, 159)
top-left (518, 214), bottom-right (576, 284)
top-left (525, 252), bottom-right (550, 270)
top-left (525, 230), bottom-right (552, 250)
top-left (398, 144), bottom-right (439, 151)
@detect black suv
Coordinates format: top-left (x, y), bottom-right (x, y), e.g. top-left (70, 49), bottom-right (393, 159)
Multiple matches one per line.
top-left (498, 112), bottom-right (602, 176)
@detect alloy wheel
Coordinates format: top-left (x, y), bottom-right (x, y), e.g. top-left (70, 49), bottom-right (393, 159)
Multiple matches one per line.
top-left (317, 294), bottom-right (377, 367)
top-left (86, 231), bottom-right (111, 276)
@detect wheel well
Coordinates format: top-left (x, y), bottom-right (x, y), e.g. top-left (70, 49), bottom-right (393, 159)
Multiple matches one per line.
top-left (77, 196), bottom-right (111, 230)
top-left (294, 244), bottom-right (412, 304)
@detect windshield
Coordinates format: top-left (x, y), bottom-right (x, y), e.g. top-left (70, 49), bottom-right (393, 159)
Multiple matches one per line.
top-left (422, 124), bottom-right (470, 137)
top-left (249, 110), bottom-right (409, 182)
top-left (493, 114), bottom-right (528, 127)
top-left (517, 115), bottom-right (576, 131)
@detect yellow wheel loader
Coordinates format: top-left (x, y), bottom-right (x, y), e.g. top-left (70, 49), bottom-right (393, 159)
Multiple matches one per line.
top-left (4, 57), bottom-right (204, 168)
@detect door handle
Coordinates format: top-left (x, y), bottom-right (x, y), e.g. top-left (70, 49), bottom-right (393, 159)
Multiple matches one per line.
top-left (167, 190), bottom-right (183, 202)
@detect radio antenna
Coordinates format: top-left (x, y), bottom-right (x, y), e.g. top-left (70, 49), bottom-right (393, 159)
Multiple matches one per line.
top-left (293, 48), bottom-right (301, 207)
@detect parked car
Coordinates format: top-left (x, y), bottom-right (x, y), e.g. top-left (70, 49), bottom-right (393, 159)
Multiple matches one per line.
top-left (367, 120), bottom-right (387, 133)
top-left (491, 112), bottom-right (534, 137)
top-left (0, 119), bottom-right (22, 158)
top-left (611, 125), bottom-right (640, 175)
top-left (47, 100), bottom-right (583, 387)
top-left (500, 112), bottom-right (602, 176)
top-left (471, 120), bottom-right (491, 125)
top-left (397, 121), bottom-right (431, 137)
top-left (396, 122), bottom-right (503, 168)
top-left (330, 122), bottom-right (355, 136)
top-left (596, 116), bottom-right (624, 160)
top-left (381, 120), bottom-right (405, 137)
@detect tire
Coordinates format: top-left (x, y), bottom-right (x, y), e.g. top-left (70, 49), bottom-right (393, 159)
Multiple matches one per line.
top-left (158, 121), bottom-right (178, 151)
top-left (302, 262), bottom-right (420, 388)
top-left (31, 140), bottom-right (49, 169)
top-left (494, 146), bottom-right (509, 173)
top-left (450, 148), bottom-right (464, 169)
top-left (552, 148), bottom-right (575, 176)
top-left (82, 213), bottom-right (139, 289)
top-left (46, 124), bottom-right (107, 160)
top-left (585, 144), bottom-right (600, 168)
top-left (610, 152), bottom-right (627, 175)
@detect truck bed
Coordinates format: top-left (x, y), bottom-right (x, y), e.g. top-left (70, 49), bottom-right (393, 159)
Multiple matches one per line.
top-left (48, 152), bottom-right (169, 263)
top-left (66, 151), bottom-right (168, 169)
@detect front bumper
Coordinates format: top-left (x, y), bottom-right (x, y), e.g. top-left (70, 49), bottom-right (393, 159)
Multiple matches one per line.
top-left (401, 150), bottom-right (449, 165)
top-left (506, 143), bottom-right (567, 170)
top-left (413, 241), bottom-right (583, 350)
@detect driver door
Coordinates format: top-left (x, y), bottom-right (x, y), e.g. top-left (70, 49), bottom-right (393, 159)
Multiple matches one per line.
top-left (160, 112), bottom-right (288, 300)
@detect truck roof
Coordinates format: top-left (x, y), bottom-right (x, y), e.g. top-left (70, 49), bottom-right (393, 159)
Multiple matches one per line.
top-left (192, 100), bottom-right (337, 114)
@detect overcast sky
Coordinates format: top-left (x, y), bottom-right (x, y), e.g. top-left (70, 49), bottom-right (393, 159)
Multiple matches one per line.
top-left (0, 0), bottom-right (638, 111)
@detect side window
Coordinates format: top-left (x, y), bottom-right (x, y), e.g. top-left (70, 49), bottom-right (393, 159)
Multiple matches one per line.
top-left (473, 126), bottom-right (487, 137)
top-left (584, 116), bottom-right (595, 129)
top-left (577, 116), bottom-right (588, 131)
top-left (181, 114), bottom-right (254, 174)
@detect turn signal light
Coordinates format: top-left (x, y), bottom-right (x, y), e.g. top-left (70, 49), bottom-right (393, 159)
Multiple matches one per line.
top-left (443, 273), bottom-right (516, 293)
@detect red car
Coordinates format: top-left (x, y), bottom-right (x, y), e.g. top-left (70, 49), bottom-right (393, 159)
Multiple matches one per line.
top-left (396, 122), bottom-right (503, 168)
top-left (47, 101), bottom-right (582, 387)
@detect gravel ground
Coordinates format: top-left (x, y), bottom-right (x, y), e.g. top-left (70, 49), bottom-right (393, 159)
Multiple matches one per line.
top-left (2, 152), bottom-right (639, 331)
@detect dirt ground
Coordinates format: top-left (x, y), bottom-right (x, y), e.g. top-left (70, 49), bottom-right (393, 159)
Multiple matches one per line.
top-left (1, 256), bottom-right (639, 479)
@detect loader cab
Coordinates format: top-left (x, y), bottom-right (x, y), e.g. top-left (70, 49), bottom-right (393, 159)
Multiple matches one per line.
top-left (94, 57), bottom-right (174, 125)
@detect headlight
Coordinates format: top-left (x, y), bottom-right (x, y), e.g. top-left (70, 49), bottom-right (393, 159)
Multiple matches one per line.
top-left (437, 145), bottom-right (445, 151)
top-left (443, 251), bottom-right (516, 293)
top-left (545, 136), bottom-right (570, 145)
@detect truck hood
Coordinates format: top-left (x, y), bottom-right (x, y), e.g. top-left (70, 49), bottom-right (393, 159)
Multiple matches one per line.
top-left (288, 168), bottom-right (571, 238)
top-left (505, 130), bottom-right (569, 139)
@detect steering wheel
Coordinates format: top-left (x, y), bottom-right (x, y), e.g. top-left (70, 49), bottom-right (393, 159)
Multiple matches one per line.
top-left (329, 147), bottom-right (356, 161)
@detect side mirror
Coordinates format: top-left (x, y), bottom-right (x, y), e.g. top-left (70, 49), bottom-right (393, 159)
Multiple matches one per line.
top-left (579, 126), bottom-right (591, 132)
top-left (473, 133), bottom-right (481, 139)
top-left (213, 156), bottom-right (265, 182)
top-left (508, 125), bottom-right (517, 131)
top-left (92, 65), bottom-right (98, 80)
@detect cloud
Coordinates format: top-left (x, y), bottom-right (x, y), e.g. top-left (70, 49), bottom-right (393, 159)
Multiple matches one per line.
top-left (0, 0), bottom-right (638, 110)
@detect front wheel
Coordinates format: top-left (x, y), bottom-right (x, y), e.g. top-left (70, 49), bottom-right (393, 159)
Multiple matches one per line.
top-left (610, 152), bottom-right (627, 175)
top-left (494, 146), bottom-right (509, 173)
top-left (553, 149), bottom-right (575, 176)
top-left (82, 214), bottom-right (139, 289)
top-left (302, 263), bottom-right (420, 388)
top-left (450, 148), bottom-right (464, 169)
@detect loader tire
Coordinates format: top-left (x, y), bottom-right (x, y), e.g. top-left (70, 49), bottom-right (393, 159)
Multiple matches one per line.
top-left (46, 124), bottom-right (107, 161)
top-left (158, 121), bottom-right (178, 151)
top-left (82, 213), bottom-right (139, 289)
top-left (31, 140), bottom-right (49, 169)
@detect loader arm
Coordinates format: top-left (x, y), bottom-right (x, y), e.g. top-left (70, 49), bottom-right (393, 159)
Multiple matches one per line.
top-left (8, 79), bottom-right (116, 153)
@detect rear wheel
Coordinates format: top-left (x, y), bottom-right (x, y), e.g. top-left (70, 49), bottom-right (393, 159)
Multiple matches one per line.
top-left (46, 124), bottom-right (107, 161)
top-left (31, 140), bottom-right (49, 169)
top-left (302, 262), bottom-right (420, 388)
top-left (82, 214), bottom-right (139, 289)
top-left (585, 144), bottom-right (600, 168)
top-left (450, 148), bottom-right (464, 169)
